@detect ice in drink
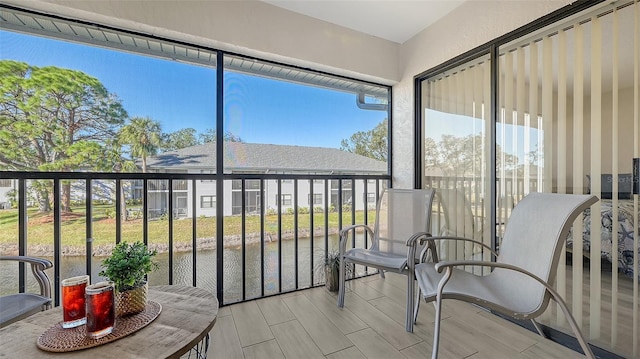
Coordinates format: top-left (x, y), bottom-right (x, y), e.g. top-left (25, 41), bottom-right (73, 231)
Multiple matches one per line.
top-left (61, 275), bottom-right (89, 328)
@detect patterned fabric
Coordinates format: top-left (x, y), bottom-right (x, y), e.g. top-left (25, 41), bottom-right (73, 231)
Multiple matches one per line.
top-left (567, 200), bottom-right (638, 280)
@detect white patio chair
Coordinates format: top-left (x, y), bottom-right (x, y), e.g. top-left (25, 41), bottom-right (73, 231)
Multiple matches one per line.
top-left (337, 188), bottom-right (435, 332)
top-left (413, 188), bottom-right (486, 323)
top-left (414, 192), bottom-right (598, 359)
top-left (0, 256), bottom-right (52, 328)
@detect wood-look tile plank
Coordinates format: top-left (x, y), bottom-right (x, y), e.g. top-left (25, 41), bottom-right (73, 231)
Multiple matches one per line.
top-left (303, 287), bottom-right (368, 334)
top-left (282, 293), bottom-right (353, 354)
top-left (270, 320), bottom-right (325, 359)
top-left (243, 339), bottom-right (285, 359)
top-left (343, 291), bottom-right (421, 350)
top-left (220, 273), bottom-right (622, 359)
top-left (380, 271), bottom-right (409, 290)
top-left (358, 272), bottom-right (383, 282)
top-left (400, 340), bottom-right (477, 359)
top-left (347, 328), bottom-right (407, 359)
top-left (230, 300), bottom-right (273, 347)
top-left (519, 342), bottom-right (585, 359)
top-left (440, 317), bottom-right (522, 359)
top-left (257, 295), bottom-right (296, 325)
top-left (442, 300), bottom-right (485, 318)
top-left (208, 315), bottom-right (244, 359)
top-left (358, 275), bottom-right (404, 303)
top-left (217, 306), bottom-right (232, 317)
top-left (347, 277), bottom-right (386, 301)
top-left (399, 305), bottom-right (478, 359)
top-left (468, 310), bottom-right (538, 352)
top-left (325, 346), bottom-right (367, 359)
top-left (368, 296), bottom-right (437, 342)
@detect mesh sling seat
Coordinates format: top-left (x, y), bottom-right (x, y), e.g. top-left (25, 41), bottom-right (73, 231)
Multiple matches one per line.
top-left (414, 192), bottom-right (598, 359)
top-left (338, 188), bottom-right (435, 332)
top-left (0, 256), bottom-right (53, 328)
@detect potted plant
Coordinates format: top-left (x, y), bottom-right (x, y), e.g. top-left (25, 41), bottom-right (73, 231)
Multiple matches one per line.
top-left (99, 241), bottom-right (158, 317)
top-left (316, 249), bottom-right (352, 292)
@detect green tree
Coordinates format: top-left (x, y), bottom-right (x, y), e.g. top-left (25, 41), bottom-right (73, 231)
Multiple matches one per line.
top-left (198, 128), bottom-right (243, 143)
top-left (424, 137), bottom-right (439, 167)
top-left (119, 117), bottom-right (162, 172)
top-left (0, 60), bottom-right (127, 211)
top-left (425, 134), bottom-right (519, 177)
top-left (340, 118), bottom-right (387, 161)
top-left (161, 128), bottom-right (199, 152)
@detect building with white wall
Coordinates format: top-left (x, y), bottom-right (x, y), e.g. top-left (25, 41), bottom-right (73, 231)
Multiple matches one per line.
top-left (144, 142), bottom-right (386, 217)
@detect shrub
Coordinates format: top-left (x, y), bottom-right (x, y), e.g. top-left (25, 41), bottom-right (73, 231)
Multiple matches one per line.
top-left (266, 208), bottom-right (278, 216)
top-left (99, 241), bottom-right (158, 292)
top-left (104, 208), bottom-right (116, 219)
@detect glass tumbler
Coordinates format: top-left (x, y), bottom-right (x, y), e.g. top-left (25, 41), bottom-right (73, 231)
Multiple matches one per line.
top-left (61, 275), bottom-right (89, 328)
top-left (85, 281), bottom-right (115, 339)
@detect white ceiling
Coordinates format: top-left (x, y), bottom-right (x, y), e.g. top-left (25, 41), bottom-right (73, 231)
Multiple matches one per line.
top-left (261, 0), bottom-right (466, 44)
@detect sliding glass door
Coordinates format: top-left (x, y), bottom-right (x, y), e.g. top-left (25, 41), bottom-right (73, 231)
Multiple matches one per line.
top-left (497, 2), bottom-right (639, 356)
top-left (420, 54), bottom-right (493, 268)
top-left (419, 1), bottom-right (639, 357)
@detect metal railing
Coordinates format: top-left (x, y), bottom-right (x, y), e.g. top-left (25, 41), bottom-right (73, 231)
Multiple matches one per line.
top-left (0, 171), bottom-right (389, 307)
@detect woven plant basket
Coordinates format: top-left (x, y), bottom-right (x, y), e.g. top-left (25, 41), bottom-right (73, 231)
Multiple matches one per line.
top-left (116, 282), bottom-right (147, 317)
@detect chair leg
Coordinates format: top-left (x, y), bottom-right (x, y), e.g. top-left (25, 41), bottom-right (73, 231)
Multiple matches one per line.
top-left (431, 267), bottom-right (453, 359)
top-left (337, 258), bottom-right (346, 308)
top-left (530, 319), bottom-right (546, 339)
top-left (405, 273), bottom-right (414, 332)
top-left (552, 296), bottom-right (595, 359)
top-left (413, 287), bottom-right (421, 324)
top-left (431, 293), bottom-right (443, 359)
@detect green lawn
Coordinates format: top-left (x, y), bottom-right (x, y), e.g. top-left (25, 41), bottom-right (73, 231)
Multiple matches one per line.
top-left (0, 206), bottom-right (374, 248)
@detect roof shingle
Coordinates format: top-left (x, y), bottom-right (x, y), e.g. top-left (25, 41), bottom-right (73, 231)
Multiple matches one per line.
top-left (145, 142), bottom-right (386, 174)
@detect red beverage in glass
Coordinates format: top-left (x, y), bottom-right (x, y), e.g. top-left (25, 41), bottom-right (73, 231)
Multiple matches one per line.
top-left (85, 281), bottom-right (115, 339)
top-left (61, 275), bottom-right (89, 328)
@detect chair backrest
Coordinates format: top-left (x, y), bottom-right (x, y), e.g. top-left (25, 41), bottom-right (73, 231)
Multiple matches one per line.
top-left (436, 188), bottom-right (477, 238)
top-left (489, 192), bottom-right (597, 316)
top-left (372, 188), bottom-right (435, 259)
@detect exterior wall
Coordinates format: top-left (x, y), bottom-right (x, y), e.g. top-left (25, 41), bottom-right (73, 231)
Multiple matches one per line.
top-left (0, 179), bottom-right (17, 209)
top-left (149, 176), bottom-right (379, 218)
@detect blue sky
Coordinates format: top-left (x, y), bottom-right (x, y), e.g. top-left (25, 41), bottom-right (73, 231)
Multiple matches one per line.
top-left (0, 30), bottom-right (387, 149)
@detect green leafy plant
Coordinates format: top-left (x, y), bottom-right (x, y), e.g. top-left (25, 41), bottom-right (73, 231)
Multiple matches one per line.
top-left (104, 208), bottom-right (116, 219)
top-left (314, 249), bottom-right (353, 291)
top-left (99, 241), bottom-right (158, 292)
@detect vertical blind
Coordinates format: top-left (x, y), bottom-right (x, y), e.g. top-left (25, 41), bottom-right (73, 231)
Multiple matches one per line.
top-left (497, 1), bottom-right (639, 357)
top-left (422, 55), bottom-right (493, 272)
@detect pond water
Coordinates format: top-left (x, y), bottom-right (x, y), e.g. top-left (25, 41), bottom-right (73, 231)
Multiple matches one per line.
top-left (1, 235), bottom-right (346, 304)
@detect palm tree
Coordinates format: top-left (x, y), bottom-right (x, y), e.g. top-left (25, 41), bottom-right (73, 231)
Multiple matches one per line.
top-left (119, 117), bottom-right (162, 173)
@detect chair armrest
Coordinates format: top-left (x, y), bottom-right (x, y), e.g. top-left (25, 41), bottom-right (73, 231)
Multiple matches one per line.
top-left (339, 224), bottom-right (375, 254)
top-left (405, 232), bottom-right (432, 247)
top-left (0, 256), bottom-right (53, 300)
top-left (405, 232), bottom-right (432, 269)
top-left (433, 260), bottom-right (557, 301)
top-left (418, 236), bottom-right (498, 259)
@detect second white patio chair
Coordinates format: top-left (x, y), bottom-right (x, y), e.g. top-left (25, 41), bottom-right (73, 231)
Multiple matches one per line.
top-left (0, 256), bottom-right (52, 328)
top-left (414, 192), bottom-right (598, 358)
top-left (337, 188), bottom-right (435, 332)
